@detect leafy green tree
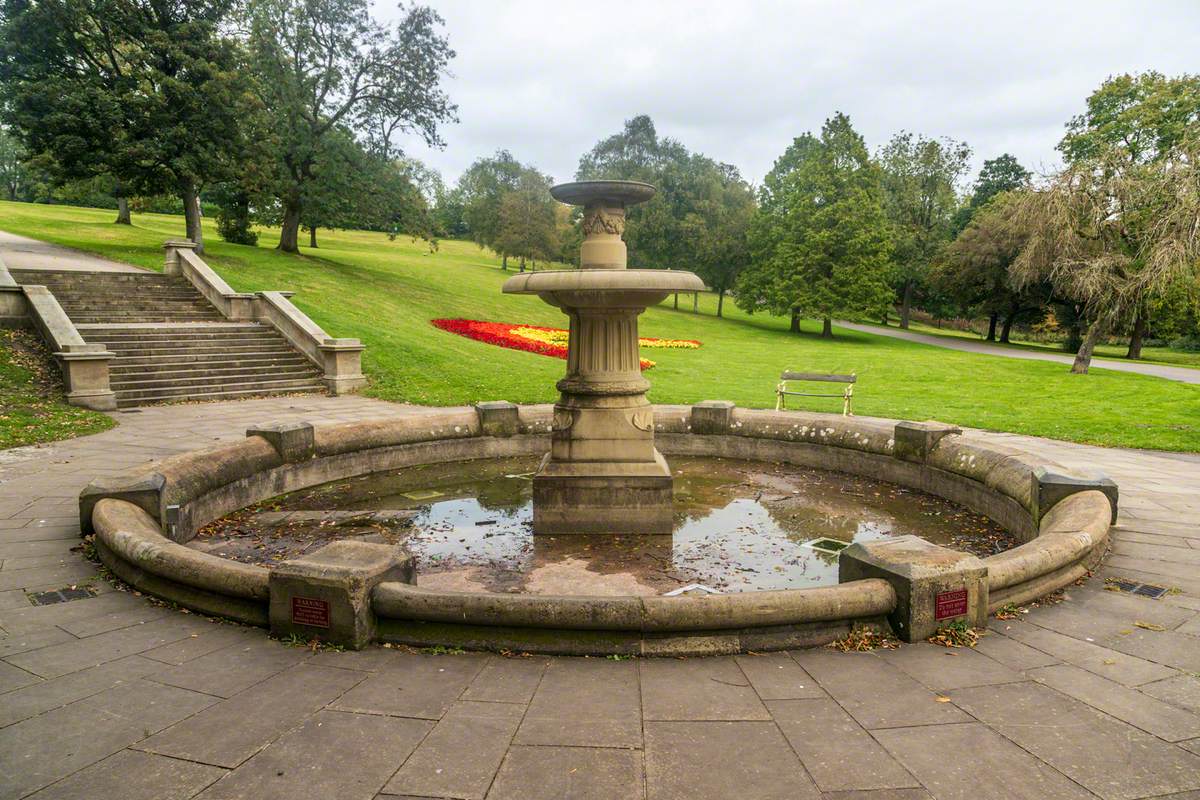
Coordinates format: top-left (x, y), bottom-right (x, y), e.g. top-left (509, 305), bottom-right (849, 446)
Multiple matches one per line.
top-left (951, 154), bottom-right (1031, 234)
top-left (878, 132), bottom-right (971, 328)
top-left (1058, 71), bottom-right (1200, 358)
top-left (936, 192), bottom-right (1048, 342)
top-left (246, 0), bottom-right (456, 252)
top-left (684, 163), bottom-right (755, 317)
top-left (738, 113), bottom-right (894, 338)
top-left (494, 168), bottom-right (557, 271)
top-left (458, 150), bottom-right (523, 267)
top-left (0, 125), bottom-right (37, 201)
top-left (0, 0), bottom-right (252, 250)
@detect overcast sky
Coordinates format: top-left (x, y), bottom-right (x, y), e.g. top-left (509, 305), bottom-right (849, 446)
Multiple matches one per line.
top-left (384, 0), bottom-right (1200, 189)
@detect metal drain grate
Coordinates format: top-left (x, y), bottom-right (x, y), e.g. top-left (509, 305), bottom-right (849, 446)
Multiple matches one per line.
top-left (1106, 578), bottom-right (1169, 599)
top-left (28, 586), bottom-right (96, 606)
top-left (804, 538), bottom-right (850, 555)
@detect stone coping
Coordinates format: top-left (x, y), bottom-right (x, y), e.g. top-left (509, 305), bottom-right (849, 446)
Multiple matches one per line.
top-left (82, 403), bottom-right (1115, 655)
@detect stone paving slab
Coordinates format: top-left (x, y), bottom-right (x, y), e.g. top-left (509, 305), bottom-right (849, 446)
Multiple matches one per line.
top-left (1, 394), bottom-right (1199, 799)
top-left (197, 709), bottom-right (428, 800)
top-left (872, 721), bottom-right (1094, 799)
top-left (24, 749), bottom-right (225, 800)
top-left (485, 744), bottom-right (645, 800)
top-left (766, 698), bottom-right (918, 792)
top-left (383, 700), bottom-right (523, 799)
top-left (644, 720), bottom-right (820, 800)
top-left (951, 681), bottom-right (1200, 799)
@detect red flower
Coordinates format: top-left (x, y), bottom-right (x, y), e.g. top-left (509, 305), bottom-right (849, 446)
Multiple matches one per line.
top-left (432, 319), bottom-right (671, 369)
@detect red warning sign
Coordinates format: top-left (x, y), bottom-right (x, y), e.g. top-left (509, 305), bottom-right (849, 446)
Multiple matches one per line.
top-left (291, 596), bottom-right (331, 628)
top-left (934, 589), bottom-right (969, 621)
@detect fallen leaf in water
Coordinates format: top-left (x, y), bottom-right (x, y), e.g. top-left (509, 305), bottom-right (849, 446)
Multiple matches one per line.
top-left (1134, 621), bottom-right (1166, 631)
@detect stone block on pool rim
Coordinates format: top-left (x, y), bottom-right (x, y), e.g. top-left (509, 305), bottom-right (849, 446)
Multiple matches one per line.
top-left (475, 401), bottom-right (520, 437)
top-left (269, 541), bottom-right (414, 649)
top-left (893, 420), bottom-right (962, 463)
top-left (78, 471), bottom-right (166, 536)
top-left (247, 421), bottom-right (315, 463)
top-left (690, 401), bottom-right (736, 435)
top-left (839, 535), bottom-right (988, 642)
top-left (1032, 467), bottom-right (1119, 526)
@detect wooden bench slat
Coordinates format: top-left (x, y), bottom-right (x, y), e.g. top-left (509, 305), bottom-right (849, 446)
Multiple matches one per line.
top-left (779, 372), bottom-right (856, 383)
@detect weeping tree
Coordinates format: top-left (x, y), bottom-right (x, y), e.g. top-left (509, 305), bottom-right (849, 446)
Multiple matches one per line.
top-left (1010, 141), bottom-right (1200, 373)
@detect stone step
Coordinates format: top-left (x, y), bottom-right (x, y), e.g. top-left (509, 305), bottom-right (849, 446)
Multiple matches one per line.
top-left (111, 366), bottom-right (320, 390)
top-left (47, 293), bottom-right (206, 303)
top-left (115, 377), bottom-right (325, 403)
top-left (10, 269), bottom-right (181, 283)
top-left (77, 322), bottom-right (265, 333)
top-left (101, 342), bottom-right (296, 357)
top-left (92, 331), bottom-right (282, 344)
top-left (69, 317), bottom-right (226, 325)
top-left (56, 298), bottom-right (212, 308)
top-left (110, 357), bottom-right (313, 376)
top-left (115, 383), bottom-right (324, 408)
top-left (109, 351), bottom-right (314, 368)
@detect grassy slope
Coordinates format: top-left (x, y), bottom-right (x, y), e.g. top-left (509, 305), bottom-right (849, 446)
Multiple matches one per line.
top-left (1, 199), bottom-right (1198, 452)
top-left (0, 328), bottom-right (115, 449)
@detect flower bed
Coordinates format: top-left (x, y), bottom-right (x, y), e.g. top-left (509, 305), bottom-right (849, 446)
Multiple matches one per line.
top-left (431, 319), bottom-right (700, 369)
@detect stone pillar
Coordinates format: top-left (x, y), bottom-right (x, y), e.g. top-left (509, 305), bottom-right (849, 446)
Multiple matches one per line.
top-left (579, 203), bottom-right (627, 269)
top-left (318, 338), bottom-right (367, 395)
top-left (162, 239), bottom-right (198, 275)
top-left (58, 344), bottom-right (118, 411)
top-left (839, 535), bottom-right (989, 642)
top-left (269, 541), bottom-right (414, 650)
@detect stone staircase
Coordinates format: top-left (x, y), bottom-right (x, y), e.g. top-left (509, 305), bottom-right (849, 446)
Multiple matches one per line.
top-left (12, 269), bottom-right (326, 407)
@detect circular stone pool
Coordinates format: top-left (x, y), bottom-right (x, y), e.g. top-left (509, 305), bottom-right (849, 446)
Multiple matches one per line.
top-left (194, 456), bottom-right (1013, 595)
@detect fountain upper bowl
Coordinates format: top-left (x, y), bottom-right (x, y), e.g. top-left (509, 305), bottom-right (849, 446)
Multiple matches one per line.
top-left (551, 180), bottom-right (656, 207)
top-left (502, 269), bottom-right (705, 302)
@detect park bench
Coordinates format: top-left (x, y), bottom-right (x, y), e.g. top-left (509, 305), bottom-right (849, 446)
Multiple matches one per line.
top-left (775, 371), bottom-right (856, 416)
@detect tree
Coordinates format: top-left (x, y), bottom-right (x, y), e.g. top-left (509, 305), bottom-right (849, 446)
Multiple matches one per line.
top-left (494, 168), bottom-right (557, 270)
top-left (1010, 140), bottom-right (1200, 373)
top-left (458, 150), bottom-right (523, 267)
top-left (738, 113), bottom-right (894, 338)
top-left (951, 153), bottom-right (1031, 233)
top-left (878, 132), bottom-right (972, 328)
top-left (1058, 71), bottom-right (1200, 358)
top-left (686, 163), bottom-right (755, 317)
top-left (936, 192), bottom-right (1048, 342)
top-left (246, 0), bottom-right (456, 252)
top-left (0, 0), bottom-right (252, 250)
top-left (0, 125), bottom-right (36, 201)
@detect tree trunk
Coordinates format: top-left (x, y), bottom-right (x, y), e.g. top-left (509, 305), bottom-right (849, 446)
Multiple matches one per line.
top-left (114, 196), bottom-right (131, 225)
top-left (278, 200), bottom-right (301, 253)
top-left (899, 281), bottom-right (913, 329)
top-left (1126, 312), bottom-right (1148, 359)
top-left (790, 309), bottom-right (801, 333)
top-left (309, 227), bottom-right (318, 248)
top-left (821, 317), bottom-right (833, 338)
top-left (502, 254), bottom-right (508, 271)
top-left (1071, 319), bottom-right (1105, 374)
top-left (520, 255), bottom-right (526, 272)
top-left (1000, 304), bottom-right (1018, 343)
top-left (986, 312), bottom-right (998, 342)
top-left (181, 182), bottom-right (204, 254)
top-left (673, 293), bottom-right (679, 310)
top-left (717, 289), bottom-right (725, 318)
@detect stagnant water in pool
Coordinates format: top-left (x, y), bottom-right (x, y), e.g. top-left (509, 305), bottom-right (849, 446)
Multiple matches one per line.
top-left (195, 456), bottom-right (1014, 595)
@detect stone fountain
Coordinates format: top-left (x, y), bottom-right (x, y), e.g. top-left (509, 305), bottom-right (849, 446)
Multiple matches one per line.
top-left (503, 180), bottom-right (705, 535)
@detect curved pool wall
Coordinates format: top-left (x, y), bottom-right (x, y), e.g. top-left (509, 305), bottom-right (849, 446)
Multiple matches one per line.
top-left (80, 403), bottom-right (1117, 656)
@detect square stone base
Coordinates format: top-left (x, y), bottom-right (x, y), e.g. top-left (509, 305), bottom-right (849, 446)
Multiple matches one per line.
top-left (531, 451), bottom-right (674, 535)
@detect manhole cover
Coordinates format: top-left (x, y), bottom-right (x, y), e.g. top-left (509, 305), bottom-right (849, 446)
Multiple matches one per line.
top-left (804, 538), bottom-right (849, 554)
top-left (29, 586), bottom-right (97, 606)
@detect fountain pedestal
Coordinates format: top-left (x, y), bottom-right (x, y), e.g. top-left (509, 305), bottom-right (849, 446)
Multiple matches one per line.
top-left (503, 181), bottom-right (704, 535)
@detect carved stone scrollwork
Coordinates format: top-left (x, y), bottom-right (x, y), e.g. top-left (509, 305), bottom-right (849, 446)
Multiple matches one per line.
top-left (630, 409), bottom-right (654, 432)
top-left (581, 207), bottom-right (625, 237)
top-left (552, 409), bottom-right (576, 432)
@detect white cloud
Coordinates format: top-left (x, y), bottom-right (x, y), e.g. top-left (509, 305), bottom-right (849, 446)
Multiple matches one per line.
top-left (379, 0), bottom-right (1200, 187)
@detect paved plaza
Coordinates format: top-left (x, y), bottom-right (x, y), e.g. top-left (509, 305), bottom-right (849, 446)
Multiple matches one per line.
top-left (1, 395), bottom-right (1199, 800)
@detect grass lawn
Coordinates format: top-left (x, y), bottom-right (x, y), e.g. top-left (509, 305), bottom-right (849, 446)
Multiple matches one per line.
top-left (895, 318), bottom-right (1200, 370)
top-left (1, 199), bottom-right (1199, 452)
top-left (0, 328), bottom-right (115, 449)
